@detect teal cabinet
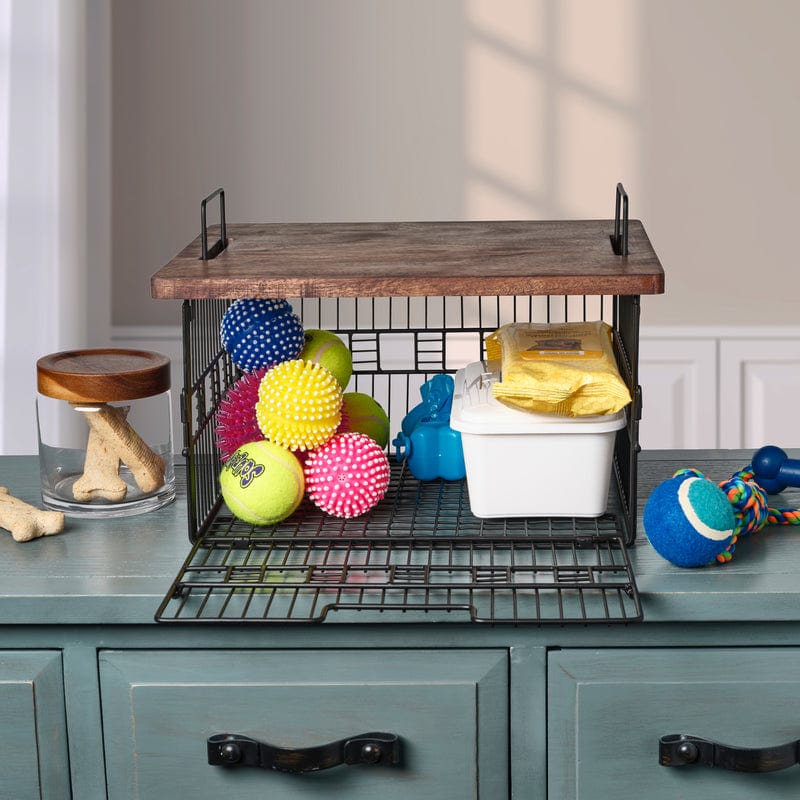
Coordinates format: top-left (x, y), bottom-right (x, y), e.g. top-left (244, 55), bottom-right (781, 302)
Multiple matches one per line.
top-left (548, 648), bottom-right (800, 800)
top-left (0, 651), bottom-right (70, 800)
top-left (99, 648), bottom-right (509, 800)
top-left (4, 454), bottom-right (800, 799)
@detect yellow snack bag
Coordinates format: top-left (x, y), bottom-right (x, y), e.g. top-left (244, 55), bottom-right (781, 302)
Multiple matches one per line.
top-left (484, 321), bottom-right (631, 416)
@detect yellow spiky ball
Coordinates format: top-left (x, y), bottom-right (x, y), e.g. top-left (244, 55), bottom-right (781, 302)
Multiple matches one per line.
top-left (255, 359), bottom-right (343, 451)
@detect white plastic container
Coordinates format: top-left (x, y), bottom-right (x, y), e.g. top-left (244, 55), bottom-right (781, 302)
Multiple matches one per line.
top-left (450, 361), bottom-right (626, 518)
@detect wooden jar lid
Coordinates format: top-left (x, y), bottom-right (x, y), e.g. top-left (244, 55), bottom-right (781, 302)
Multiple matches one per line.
top-left (37, 349), bottom-right (171, 402)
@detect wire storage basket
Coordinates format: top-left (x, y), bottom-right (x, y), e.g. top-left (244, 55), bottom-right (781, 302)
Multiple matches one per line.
top-left (152, 186), bottom-right (664, 625)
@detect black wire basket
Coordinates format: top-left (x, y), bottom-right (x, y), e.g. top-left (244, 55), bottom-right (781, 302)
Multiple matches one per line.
top-left (154, 185), bottom-right (656, 625)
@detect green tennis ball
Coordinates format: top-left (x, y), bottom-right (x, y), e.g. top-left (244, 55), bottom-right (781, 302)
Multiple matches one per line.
top-left (338, 392), bottom-right (390, 449)
top-left (299, 329), bottom-right (353, 389)
top-left (219, 440), bottom-right (304, 526)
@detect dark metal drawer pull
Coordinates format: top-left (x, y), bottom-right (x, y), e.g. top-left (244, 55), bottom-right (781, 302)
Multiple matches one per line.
top-left (208, 731), bottom-right (401, 773)
top-left (660, 733), bottom-right (800, 773)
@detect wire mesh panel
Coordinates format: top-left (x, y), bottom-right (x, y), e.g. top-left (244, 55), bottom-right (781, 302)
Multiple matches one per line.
top-left (180, 294), bottom-right (638, 546)
top-left (157, 464), bottom-right (641, 624)
top-left (152, 188), bottom-right (663, 624)
top-left (157, 535), bottom-right (640, 625)
top-left (170, 298), bottom-right (644, 626)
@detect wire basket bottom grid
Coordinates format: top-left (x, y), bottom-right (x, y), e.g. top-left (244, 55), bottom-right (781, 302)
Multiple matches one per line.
top-left (157, 532), bottom-right (641, 625)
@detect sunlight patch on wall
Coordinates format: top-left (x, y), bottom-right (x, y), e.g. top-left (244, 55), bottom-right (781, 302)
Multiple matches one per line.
top-left (557, 0), bottom-right (640, 105)
top-left (466, 0), bottom-right (545, 54)
top-left (464, 0), bottom-right (641, 220)
top-left (465, 39), bottom-right (546, 215)
top-left (557, 92), bottom-right (640, 217)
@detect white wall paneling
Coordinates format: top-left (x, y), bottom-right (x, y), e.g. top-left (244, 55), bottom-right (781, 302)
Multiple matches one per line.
top-left (638, 335), bottom-right (717, 450)
top-left (114, 325), bottom-right (800, 457)
top-left (719, 336), bottom-right (800, 450)
top-left (111, 326), bottom-right (184, 455)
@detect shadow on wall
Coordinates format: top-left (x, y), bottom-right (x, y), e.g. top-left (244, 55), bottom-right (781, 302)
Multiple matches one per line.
top-left (640, 0), bottom-right (800, 327)
top-left (112, 0), bottom-right (643, 329)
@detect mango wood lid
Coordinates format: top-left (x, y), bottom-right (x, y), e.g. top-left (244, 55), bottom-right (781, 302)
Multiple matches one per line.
top-left (37, 349), bottom-right (171, 402)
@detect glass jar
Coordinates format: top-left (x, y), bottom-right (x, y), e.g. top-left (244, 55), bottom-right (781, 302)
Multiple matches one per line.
top-left (36, 348), bottom-right (175, 517)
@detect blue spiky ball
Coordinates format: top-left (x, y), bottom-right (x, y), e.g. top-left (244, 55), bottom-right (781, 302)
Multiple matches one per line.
top-left (643, 472), bottom-right (736, 568)
top-left (220, 298), bottom-right (305, 372)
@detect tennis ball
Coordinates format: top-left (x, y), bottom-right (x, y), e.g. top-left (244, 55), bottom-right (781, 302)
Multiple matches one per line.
top-left (643, 472), bottom-right (735, 568)
top-left (338, 392), bottom-right (390, 448)
top-left (299, 329), bottom-right (353, 389)
top-left (219, 440), bottom-right (304, 526)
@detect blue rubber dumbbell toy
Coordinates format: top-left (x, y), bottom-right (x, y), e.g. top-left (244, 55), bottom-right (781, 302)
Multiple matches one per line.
top-left (751, 446), bottom-right (800, 494)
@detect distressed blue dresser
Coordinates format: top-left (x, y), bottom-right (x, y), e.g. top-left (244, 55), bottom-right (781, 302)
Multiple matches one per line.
top-left (3, 451), bottom-right (800, 799)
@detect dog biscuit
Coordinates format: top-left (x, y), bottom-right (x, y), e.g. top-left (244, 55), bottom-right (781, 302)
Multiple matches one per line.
top-left (73, 405), bottom-right (129, 502)
top-left (74, 403), bottom-right (165, 494)
top-left (0, 487), bottom-right (65, 542)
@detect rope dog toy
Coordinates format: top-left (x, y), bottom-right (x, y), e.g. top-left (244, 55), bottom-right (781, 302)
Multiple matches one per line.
top-left (643, 455), bottom-right (800, 568)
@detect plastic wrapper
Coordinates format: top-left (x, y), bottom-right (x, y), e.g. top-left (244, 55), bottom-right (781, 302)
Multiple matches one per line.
top-left (484, 320), bottom-right (631, 417)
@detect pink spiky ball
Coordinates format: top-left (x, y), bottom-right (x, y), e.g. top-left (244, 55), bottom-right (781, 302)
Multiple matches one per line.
top-left (215, 367), bottom-right (268, 462)
top-left (304, 433), bottom-right (391, 518)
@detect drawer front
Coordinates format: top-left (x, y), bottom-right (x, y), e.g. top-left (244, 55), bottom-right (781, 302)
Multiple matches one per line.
top-left (549, 648), bottom-right (800, 800)
top-left (100, 648), bottom-right (508, 800)
top-left (0, 650), bottom-right (70, 800)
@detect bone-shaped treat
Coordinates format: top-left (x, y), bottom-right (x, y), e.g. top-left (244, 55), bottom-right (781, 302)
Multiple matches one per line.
top-left (74, 403), bottom-right (165, 494)
top-left (72, 406), bottom-right (129, 502)
top-left (0, 487), bottom-right (65, 542)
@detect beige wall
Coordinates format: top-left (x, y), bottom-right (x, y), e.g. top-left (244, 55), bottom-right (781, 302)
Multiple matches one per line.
top-left (112, 0), bottom-right (800, 328)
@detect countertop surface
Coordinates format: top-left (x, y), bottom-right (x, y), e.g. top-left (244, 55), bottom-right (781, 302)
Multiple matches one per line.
top-left (2, 451), bottom-right (800, 626)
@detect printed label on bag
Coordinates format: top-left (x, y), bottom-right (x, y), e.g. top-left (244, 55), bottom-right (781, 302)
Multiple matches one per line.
top-left (520, 337), bottom-right (601, 360)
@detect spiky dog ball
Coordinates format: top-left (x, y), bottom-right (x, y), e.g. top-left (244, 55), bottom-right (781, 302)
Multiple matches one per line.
top-left (256, 359), bottom-right (343, 451)
top-left (304, 433), bottom-right (391, 518)
top-left (220, 298), bottom-right (305, 372)
top-left (215, 367), bottom-right (268, 462)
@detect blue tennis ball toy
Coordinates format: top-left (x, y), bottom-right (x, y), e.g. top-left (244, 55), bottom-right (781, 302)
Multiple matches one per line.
top-left (643, 472), bottom-right (736, 568)
top-left (220, 298), bottom-right (305, 372)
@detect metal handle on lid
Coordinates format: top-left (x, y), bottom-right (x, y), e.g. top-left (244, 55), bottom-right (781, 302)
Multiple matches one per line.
top-left (200, 187), bottom-right (227, 260)
top-left (611, 182), bottom-right (629, 256)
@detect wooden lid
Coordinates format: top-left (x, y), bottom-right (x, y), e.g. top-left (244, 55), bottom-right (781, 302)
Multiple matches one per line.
top-left (150, 219), bottom-right (665, 300)
top-left (37, 349), bottom-right (171, 402)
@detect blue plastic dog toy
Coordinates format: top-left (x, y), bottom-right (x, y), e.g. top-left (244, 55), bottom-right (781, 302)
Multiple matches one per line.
top-left (393, 374), bottom-right (465, 481)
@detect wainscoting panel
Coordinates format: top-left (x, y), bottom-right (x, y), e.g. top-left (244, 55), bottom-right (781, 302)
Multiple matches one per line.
top-left (112, 325), bottom-right (800, 457)
top-left (719, 337), bottom-right (800, 449)
top-left (112, 326), bottom-right (184, 453)
top-left (638, 337), bottom-right (718, 450)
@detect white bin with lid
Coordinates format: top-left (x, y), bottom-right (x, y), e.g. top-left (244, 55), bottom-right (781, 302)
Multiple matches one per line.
top-left (450, 361), bottom-right (626, 518)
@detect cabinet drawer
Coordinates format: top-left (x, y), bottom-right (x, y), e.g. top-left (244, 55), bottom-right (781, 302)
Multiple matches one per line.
top-left (100, 648), bottom-right (508, 800)
top-left (549, 648), bottom-right (800, 800)
top-left (0, 650), bottom-right (70, 800)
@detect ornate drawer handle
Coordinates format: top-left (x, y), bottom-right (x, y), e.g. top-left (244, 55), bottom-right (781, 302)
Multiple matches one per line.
top-left (660, 733), bottom-right (800, 773)
top-left (208, 731), bottom-right (401, 773)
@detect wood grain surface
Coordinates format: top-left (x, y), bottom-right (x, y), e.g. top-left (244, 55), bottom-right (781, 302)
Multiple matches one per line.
top-left (151, 219), bottom-right (665, 300)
